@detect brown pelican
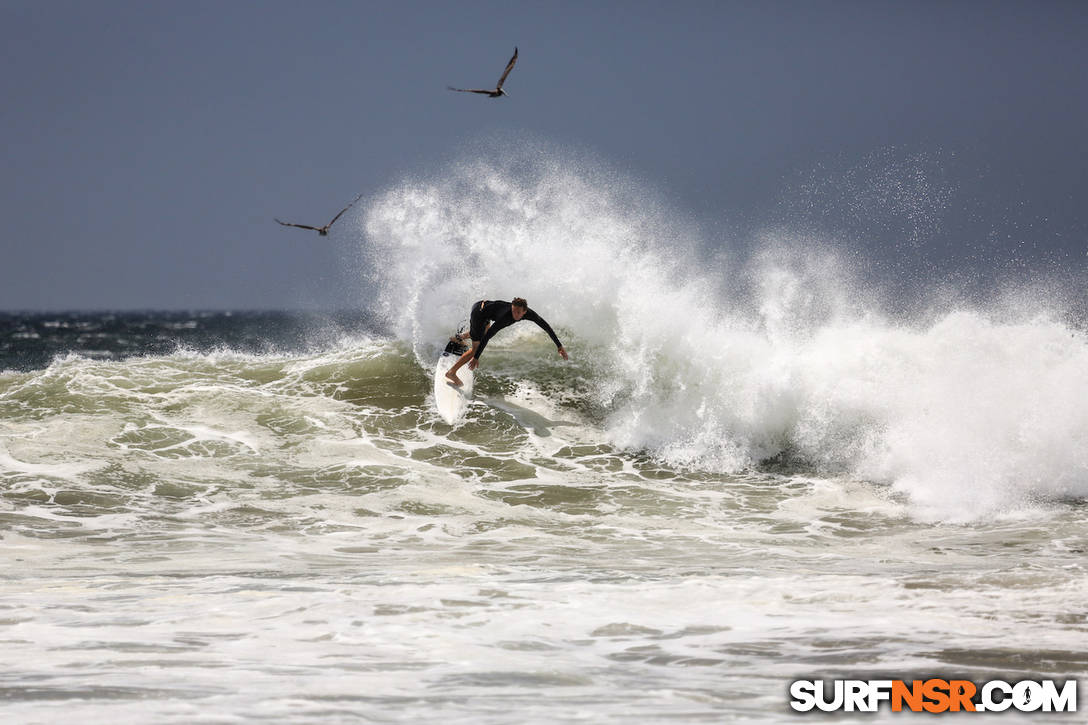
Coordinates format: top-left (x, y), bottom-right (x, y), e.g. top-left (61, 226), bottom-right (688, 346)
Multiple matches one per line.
top-left (275, 194), bottom-right (362, 236)
top-left (448, 47), bottom-right (518, 98)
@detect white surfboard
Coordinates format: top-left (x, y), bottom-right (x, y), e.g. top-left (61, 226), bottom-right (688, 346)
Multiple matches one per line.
top-left (433, 344), bottom-right (474, 424)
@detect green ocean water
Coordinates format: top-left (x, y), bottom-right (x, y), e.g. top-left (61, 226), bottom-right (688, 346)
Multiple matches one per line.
top-left (1, 312), bottom-right (1086, 723)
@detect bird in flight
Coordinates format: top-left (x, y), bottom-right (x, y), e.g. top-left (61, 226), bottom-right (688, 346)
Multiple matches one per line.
top-left (275, 194), bottom-right (362, 236)
top-left (448, 47), bottom-right (518, 98)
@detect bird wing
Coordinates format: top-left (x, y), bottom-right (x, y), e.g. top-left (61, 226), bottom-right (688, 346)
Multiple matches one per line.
top-left (448, 86), bottom-right (494, 94)
top-left (496, 47), bottom-right (518, 89)
top-left (275, 219), bottom-right (321, 232)
top-left (327, 194), bottom-right (363, 227)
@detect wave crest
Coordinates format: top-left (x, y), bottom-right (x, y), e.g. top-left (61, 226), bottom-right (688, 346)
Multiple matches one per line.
top-left (359, 140), bottom-right (1088, 519)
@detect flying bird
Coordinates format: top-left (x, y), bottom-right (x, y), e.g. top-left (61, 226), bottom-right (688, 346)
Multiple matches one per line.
top-left (275, 194), bottom-right (362, 236)
top-left (448, 47), bottom-right (518, 98)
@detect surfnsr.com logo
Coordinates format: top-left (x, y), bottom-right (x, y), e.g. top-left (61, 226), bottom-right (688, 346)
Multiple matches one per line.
top-left (789, 679), bottom-right (1078, 713)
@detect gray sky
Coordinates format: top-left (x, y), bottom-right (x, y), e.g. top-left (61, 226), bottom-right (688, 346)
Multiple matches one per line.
top-left (1, 0), bottom-right (1085, 310)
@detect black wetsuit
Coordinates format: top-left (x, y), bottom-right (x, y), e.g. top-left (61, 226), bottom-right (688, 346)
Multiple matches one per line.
top-left (469, 300), bottom-right (563, 360)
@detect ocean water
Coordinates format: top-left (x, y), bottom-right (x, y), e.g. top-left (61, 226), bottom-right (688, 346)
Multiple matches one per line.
top-left (2, 153), bottom-right (1088, 722)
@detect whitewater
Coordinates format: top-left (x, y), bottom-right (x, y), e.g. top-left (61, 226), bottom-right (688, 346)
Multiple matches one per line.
top-left (1, 148), bottom-right (1086, 722)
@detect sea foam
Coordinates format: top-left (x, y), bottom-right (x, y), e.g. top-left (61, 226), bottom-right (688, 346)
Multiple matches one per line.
top-left (359, 141), bottom-right (1088, 520)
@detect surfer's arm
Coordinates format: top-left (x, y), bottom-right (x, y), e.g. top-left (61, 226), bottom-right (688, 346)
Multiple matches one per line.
top-left (473, 322), bottom-right (505, 361)
top-left (526, 310), bottom-right (564, 350)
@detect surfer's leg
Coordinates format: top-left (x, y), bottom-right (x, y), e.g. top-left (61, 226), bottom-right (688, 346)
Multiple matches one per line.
top-left (448, 306), bottom-right (485, 385)
top-left (446, 342), bottom-right (477, 386)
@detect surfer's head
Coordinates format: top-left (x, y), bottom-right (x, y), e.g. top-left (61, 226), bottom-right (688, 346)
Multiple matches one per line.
top-left (511, 297), bottom-right (528, 320)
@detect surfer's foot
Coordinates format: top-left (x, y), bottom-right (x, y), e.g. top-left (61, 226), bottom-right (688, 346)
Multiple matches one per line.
top-left (445, 371), bottom-right (463, 387)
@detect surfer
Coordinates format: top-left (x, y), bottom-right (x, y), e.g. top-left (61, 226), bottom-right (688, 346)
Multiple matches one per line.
top-left (445, 298), bottom-right (567, 386)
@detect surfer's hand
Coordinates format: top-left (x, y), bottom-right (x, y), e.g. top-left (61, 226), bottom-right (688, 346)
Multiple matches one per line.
top-left (558, 346), bottom-right (568, 360)
top-left (468, 358), bottom-right (479, 371)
